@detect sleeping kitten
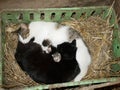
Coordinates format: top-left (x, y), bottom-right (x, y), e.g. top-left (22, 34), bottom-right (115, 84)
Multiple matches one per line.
top-left (17, 21), bottom-right (91, 82)
top-left (15, 38), bottom-right (80, 84)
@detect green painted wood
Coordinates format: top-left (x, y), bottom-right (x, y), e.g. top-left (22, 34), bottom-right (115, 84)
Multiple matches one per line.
top-left (0, 6), bottom-right (120, 89)
top-left (23, 77), bottom-right (120, 90)
top-left (0, 20), bottom-right (2, 85)
top-left (111, 63), bottom-right (120, 72)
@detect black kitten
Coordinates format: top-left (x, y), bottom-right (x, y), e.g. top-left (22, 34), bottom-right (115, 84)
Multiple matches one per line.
top-left (15, 39), bottom-right (80, 84)
top-left (57, 39), bottom-right (77, 60)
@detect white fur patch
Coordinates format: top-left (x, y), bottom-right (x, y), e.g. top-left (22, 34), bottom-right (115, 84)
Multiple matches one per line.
top-left (74, 38), bottom-right (91, 81)
top-left (19, 21), bottom-right (69, 53)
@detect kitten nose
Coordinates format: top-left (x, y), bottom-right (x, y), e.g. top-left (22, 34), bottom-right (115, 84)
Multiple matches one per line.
top-left (42, 39), bottom-right (51, 46)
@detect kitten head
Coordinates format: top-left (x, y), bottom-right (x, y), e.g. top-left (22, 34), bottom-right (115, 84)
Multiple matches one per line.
top-left (52, 52), bottom-right (61, 62)
top-left (42, 39), bottom-right (52, 53)
top-left (57, 39), bottom-right (77, 60)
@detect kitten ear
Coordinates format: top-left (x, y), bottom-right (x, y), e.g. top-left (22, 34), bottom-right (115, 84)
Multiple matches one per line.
top-left (71, 39), bottom-right (76, 46)
top-left (20, 23), bottom-right (28, 31)
top-left (30, 37), bottom-right (35, 42)
top-left (17, 23), bottom-right (28, 34)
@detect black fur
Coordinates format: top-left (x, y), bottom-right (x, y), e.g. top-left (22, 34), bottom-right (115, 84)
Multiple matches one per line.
top-left (15, 39), bottom-right (80, 84)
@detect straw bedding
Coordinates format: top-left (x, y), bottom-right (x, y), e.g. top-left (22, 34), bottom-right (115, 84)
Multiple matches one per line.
top-left (3, 16), bottom-right (117, 88)
top-left (3, 24), bottom-right (39, 88)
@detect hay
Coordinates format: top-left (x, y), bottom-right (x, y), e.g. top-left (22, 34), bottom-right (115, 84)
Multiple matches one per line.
top-left (3, 16), bottom-right (119, 88)
top-left (4, 24), bottom-right (39, 89)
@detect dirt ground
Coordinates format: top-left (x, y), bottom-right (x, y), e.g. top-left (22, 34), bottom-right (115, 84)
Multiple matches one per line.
top-left (0, 0), bottom-right (110, 10)
top-left (0, 0), bottom-right (120, 89)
